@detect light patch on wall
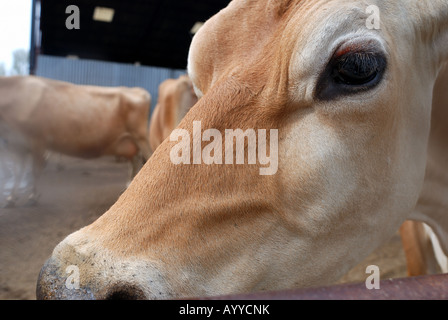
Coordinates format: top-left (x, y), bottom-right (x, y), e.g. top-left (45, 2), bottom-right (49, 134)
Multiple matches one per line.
top-left (93, 7), bottom-right (115, 23)
top-left (190, 22), bottom-right (204, 34)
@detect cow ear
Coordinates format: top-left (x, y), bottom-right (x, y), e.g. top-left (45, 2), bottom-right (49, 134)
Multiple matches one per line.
top-left (414, 1), bottom-right (448, 64)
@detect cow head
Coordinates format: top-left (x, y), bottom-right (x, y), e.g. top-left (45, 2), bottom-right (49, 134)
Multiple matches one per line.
top-left (37, 0), bottom-right (448, 299)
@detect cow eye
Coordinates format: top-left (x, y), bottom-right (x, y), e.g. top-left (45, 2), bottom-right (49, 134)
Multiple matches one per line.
top-left (315, 48), bottom-right (387, 100)
top-left (331, 52), bottom-right (383, 86)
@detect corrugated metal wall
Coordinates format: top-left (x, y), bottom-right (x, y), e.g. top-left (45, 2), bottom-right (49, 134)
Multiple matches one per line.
top-left (35, 55), bottom-right (187, 114)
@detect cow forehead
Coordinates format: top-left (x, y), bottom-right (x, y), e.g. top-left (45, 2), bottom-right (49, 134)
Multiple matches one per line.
top-left (189, 0), bottom-right (393, 95)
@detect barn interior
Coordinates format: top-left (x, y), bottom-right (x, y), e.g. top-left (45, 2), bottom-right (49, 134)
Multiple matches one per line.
top-left (32, 0), bottom-right (231, 71)
top-left (30, 0), bottom-right (231, 112)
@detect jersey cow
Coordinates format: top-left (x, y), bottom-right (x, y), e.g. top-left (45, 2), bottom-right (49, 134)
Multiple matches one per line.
top-left (400, 221), bottom-right (448, 276)
top-left (37, 0), bottom-right (448, 299)
top-left (0, 76), bottom-right (152, 207)
top-left (148, 75), bottom-right (198, 153)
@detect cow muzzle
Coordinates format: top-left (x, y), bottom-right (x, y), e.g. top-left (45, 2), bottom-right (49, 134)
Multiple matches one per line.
top-left (36, 256), bottom-right (148, 300)
top-left (37, 257), bottom-right (95, 300)
top-left (36, 242), bottom-right (158, 300)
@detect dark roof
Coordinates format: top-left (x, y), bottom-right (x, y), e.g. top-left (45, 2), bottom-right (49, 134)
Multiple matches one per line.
top-left (38, 0), bottom-right (230, 69)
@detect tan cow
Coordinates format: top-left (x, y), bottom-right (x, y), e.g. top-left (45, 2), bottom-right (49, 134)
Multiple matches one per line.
top-left (148, 75), bottom-right (198, 153)
top-left (37, 0), bottom-right (448, 299)
top-left (0, 75), bottom-right (152, 207)
top-left (400, 221), bottom-right (448, 276)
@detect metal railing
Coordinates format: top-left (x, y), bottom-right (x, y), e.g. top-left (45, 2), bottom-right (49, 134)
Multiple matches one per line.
top-left (196, 273), bottom-right (448, 300)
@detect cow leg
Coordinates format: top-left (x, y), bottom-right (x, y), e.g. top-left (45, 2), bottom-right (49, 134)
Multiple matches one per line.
top-left (53, 152), bottom-right (64, 171)
top-left (0, 142), bottom-right (7, 204)
top-left (126, 152), bottom-right (144, 187)
top-left (4, 149), bottom-right (27, 208)
top-left (0, 144), bottom-right (14, 208)
top-left (136, 138), bottom-right (152, 162)
top-left (126, 138), bottom-right (152, 186)
top-left (26, 147), bottom-right (45, 206)
top-left (114, 133), bottom-right (149, 186)
top-left (45, 151), bottom-right (63, 171)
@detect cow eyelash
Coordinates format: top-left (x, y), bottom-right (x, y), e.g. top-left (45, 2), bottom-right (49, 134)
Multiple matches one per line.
top-left (315, 48), bottom-right (387, 100)
top-left (331, 51), bottom-right (385, 86)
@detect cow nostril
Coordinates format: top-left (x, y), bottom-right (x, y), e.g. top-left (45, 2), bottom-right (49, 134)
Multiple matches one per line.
top-left (105, 285), bottom-right (146, 300)
top-left (106, 290), bottom-right (137, 300)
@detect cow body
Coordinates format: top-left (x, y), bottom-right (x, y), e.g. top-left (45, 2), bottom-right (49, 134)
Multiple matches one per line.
top-left (149, 75), bottom-right (198, 153)
top-left (0, 75), bottom-right (151, 206)
top-left (37, 0), bottom-right (448, 299)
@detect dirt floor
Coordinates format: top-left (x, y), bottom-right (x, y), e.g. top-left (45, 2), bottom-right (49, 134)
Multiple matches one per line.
top-left (0, 154), bottom-right (408, 300)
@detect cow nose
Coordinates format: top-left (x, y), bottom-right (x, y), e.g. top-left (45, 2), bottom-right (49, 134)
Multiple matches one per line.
top-left (100, 285), bottom-right (147, 300)
top-left (36, 257), bottom-right (95, 300)
top-left (37, 257), bottom-right (147, 300)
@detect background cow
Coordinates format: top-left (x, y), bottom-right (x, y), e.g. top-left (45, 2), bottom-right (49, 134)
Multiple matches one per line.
top-left (0, 75), bottom-right (152, 207)
top-left (148, 75), bottom-right (198, 153)
top-left (400, 221), bottom-right (448, 276)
